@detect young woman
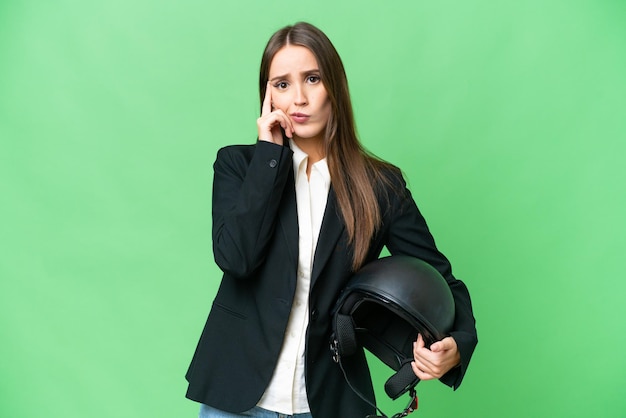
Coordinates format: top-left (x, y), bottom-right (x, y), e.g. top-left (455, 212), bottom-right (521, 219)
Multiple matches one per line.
top-left (185, 22), bottom-right (477, 418)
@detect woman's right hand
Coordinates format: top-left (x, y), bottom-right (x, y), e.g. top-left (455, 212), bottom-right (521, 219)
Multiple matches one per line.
top-left (257, 82), bottom-right (293, 145)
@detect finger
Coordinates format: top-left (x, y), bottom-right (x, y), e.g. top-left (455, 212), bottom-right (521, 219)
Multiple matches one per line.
top-left (413, 349), bottom-right (436, 373)
top-left (257, 112), bottom-right (283, 143)
top-left (413, 335), bottom-right (435, 370)
top-left (413, 334), bottom-right (425, 356)
top-left (273, 109), bottom-right (294, 139)
top-left (411, 361), bottom-right (436, 381)
top-left (262, 82), bottom-right (272, 116)
top-left (413, 354), bottom-right (448, 380)
top-left (430, 337), bottom-right (456, 353)
top-left (258, 111), bottom-right (291, 143)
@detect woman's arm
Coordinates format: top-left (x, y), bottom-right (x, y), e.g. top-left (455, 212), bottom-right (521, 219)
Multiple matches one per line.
top-left (383, 174), bottom-right (478, 389)
top-left (212, 81), bottom-right (299, 277)
top-left (211, 141), bottom-right (293, 278)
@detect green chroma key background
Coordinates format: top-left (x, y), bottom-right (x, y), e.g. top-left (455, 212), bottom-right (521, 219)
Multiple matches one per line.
top-left (1, 0), bottom-right (624, 417)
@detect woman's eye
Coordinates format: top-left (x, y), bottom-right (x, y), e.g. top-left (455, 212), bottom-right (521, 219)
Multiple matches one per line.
top-left (307, 75), bottom-right (321, 84)
top-left (274, 81), bottom-right (288, 90)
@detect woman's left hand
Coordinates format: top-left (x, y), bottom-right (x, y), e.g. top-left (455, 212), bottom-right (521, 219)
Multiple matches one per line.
top-left (411, 333), bottom-right (461, 380)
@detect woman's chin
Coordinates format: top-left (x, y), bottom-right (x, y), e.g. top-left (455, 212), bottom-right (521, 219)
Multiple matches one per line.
top-left (292, 131), bottom-right (324, 143)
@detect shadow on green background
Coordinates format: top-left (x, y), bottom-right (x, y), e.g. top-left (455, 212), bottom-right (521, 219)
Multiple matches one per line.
top-left (1, 1), bottom-right (624, 417)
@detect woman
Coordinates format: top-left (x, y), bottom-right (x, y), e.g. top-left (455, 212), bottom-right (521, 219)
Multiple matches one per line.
top-left (185, 22), bottom-right (477, 418)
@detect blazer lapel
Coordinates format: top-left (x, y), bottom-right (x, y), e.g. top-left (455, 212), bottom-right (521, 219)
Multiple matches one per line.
top-left (278, 169), bottom-right (299, 265)
top-left (311, 187), bottom-right (345, 287)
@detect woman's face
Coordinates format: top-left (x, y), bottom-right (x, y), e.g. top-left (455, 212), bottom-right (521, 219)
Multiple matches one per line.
top-left (268, 45), bottom-right (332, 144)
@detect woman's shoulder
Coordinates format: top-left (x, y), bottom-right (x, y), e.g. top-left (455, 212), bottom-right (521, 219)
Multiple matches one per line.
top-left (217, 141), bottom-right (288, 158)
top-left (367, 157), bottom-right (414, 211)
top-left (216, 143), bottom-right (257, 159)
top-left (370, 157), bottom-right (405, 188)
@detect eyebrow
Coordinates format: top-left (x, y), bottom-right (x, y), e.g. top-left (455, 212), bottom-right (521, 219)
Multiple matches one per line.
top-left (269, 69), bottom-right (320, 82)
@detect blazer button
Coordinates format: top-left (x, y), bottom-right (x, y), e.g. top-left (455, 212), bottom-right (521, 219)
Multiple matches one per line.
top-left (310, 309), bottom-right (319, 321)
top-left (269, 159), bottom-right (278, 168)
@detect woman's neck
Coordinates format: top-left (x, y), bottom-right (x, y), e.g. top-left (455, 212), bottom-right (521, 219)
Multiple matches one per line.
top-left (292, 136), bottom-right (326, 179)
top-left (292, 136), bottom-right (325, 164)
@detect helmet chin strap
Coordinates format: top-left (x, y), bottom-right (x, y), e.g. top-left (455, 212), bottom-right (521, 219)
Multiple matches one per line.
top-left (331, 336), bottom-right (420, 418)
top-left (384, 360), bottom-right (420, 400)
top-left (386, 389), bottom-right (419, 418)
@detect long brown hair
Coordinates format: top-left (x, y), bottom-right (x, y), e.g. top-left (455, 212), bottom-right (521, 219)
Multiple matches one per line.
top-left (259, 22), bottom-right (395, 271)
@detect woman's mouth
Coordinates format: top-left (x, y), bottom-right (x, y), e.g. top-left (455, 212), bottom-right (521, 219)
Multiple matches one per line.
top-left (291, 113), bottom-right (310, 123)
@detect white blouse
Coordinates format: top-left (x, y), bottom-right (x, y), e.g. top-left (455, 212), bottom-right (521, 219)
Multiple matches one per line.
top-left (257, 139), bottom-right (331, 414)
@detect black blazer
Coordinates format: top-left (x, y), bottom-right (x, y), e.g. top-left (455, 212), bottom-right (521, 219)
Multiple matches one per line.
top-left (185, 141), bottom-right (477, 418)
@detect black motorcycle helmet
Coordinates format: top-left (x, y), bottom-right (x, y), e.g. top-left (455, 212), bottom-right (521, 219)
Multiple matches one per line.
top-left (331, 255), bottom-right (455, 407)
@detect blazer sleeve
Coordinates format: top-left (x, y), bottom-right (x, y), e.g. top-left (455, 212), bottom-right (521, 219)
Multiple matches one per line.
top-left (211, 141), bottom-right (293, 278)
top-left (383, 173), bottom-right (478, 390)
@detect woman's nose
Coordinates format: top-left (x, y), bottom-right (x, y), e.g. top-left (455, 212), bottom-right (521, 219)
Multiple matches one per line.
top-left (293, 85), bottom-right (308, 106)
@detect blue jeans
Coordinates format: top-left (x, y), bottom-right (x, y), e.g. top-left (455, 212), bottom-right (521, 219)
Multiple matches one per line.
top-left (199, 404), bottom-right (313, 418)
